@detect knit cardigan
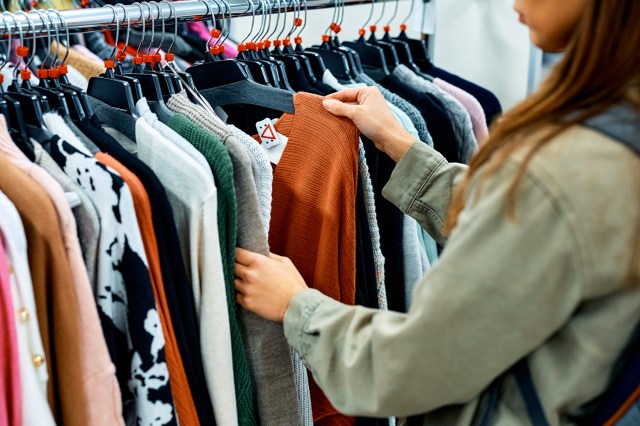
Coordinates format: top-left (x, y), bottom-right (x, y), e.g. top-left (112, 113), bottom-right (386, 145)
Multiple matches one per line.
top-left (264, 92), bottom-right (360, 426)
top-left (167, 114), bottom-right (257, 426)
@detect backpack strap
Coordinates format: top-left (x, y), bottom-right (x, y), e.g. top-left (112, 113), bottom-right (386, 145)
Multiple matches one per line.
top-left (513, 359), bottom-right (551, 426)
top-left (582, 104), bottom-right (640, 157)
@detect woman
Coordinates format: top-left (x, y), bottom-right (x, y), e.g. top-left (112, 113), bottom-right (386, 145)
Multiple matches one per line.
top-left (234, 0), bottom-right (640, 424)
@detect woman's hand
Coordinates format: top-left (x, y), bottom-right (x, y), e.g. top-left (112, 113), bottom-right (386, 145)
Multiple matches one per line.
top-left (234, 248), bottom-right (309, 323)
top-left (323, 87), bottom-right (416, 162)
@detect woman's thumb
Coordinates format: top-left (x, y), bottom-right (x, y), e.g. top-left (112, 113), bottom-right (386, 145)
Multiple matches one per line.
top-left (323, 98), bottom-right (356, 119)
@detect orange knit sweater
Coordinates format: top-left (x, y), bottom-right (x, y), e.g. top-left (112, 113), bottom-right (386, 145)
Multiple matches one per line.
top-left (96, 153), bottom-right (200, 426)
top-left (266, 92), bottom-right (359, 425)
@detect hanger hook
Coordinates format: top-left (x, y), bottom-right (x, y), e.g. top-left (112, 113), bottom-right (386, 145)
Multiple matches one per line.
top-left (285, 0), bottom-right (298, 40)
top-left (239, 0), bottom-right (256, 46)
top-left (373, 0), bottom-right (386, 27)
top-left (259, 0), bottom-right (272, 44)
top-left (387, 0), bottom-right (399, 26)
top-left (115, 4), bottom-right (131, 59)
top-left (132, 2), bottom-right (146, 58)
top-left (275, 0), bottom-right (288, 41)
top-left (198, 0), bottom-right (213, 51)
top-left (325, 0), bottom-right (337, 35)
top-left (3, 13), bottom-right (23, 81)
top-left (151, 2), bottom-right (164, 54)
top-left (142, 2), bottom-right (155, 54)
top-left (46, 10), bottom-right (61, 68)
top-left (362, 0), bottom-right (375, 29)
top-left (256, 0), bottom-right (269, 43)
top-left (400, 0), bottom-right (414, 29)
top-left (296, 0), bottom-right (307, 37)
top-left (266, 0), bottom-right (280, 42)
top-left (208, 0), bottom-right (224, 47)
top-left (161, 0), bottom-right (177, 55)
top-left (47, 9), bottom-right (70, 66)
top-left (28, 10), bottom-right (50, 69)
top-left (15, 11), bottom-right (37, 71)
top-left (105, 5), bottom-right (120, 61)
top-left (218, 0), bottom-right (233, 46)
top-left (0, 17), bottom-right (10, 72)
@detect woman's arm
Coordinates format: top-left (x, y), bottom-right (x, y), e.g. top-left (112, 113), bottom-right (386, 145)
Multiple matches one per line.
top-left (323, 87), bottom-right (467, 245)
top-left (235, 159), bottom-right (584, 417)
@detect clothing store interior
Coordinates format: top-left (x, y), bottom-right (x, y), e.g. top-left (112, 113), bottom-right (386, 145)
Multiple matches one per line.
top-left (0, 0), bottom-right (639, 425)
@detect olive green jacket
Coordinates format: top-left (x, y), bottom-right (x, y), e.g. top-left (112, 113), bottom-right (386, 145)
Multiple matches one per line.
top-left (283, 124), bottom-right (640, 425)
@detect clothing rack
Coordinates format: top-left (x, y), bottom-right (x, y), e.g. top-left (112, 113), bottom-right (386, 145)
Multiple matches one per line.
top-left (0, 0), bottom-right (374, 37)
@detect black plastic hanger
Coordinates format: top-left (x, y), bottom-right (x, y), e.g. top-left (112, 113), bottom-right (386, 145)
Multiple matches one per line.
top-left (137, 3), bottom-right (176, 99)
top-left (393, 0), bottom-right (433, 71)
top-left (380, 0), bottom-right (420, 72)
top-left (253, 0), bottom-right (294, 91)
top-left (38, 10), bottom-right (88, 121)
top-left (45, 9), bottom-right (94, 120)
top-left (86, 6), bottom-right (139, 119)
top-left (341, 0), bottom-right (389, 78)
top-left (187, 0), bottom-right (255, 90)
top-left (365, 0), bottom-right (399, 70)
top-left (0, 19), bottom-right (31, 156)
top-left (291, 0), bottom-right (326, 80)
top-left (15, 11), bottom-right (70, 117)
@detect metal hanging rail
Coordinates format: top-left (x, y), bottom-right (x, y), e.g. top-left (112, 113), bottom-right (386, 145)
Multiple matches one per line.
top-left (0, 0), bottom-right (372, 37)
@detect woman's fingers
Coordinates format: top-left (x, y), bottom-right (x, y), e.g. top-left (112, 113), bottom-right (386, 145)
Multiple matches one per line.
top-left (326, 87), bottom-right (364, 103)
top-left (236, 247), bottom-right (260, 266)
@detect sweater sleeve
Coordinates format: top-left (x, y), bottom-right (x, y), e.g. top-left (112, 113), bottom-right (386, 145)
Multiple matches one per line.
top-left (284, 159), bottom-right (584, 417)
top-left (382, 142), bottom-right (468, 246)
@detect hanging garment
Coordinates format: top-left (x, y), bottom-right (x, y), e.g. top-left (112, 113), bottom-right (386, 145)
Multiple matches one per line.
top-left (165, 94), bottom-right (304, 425)
top-left (380, 72), bottom-right (460, 162)
top-left (48, 136), bottom-right (176, 426)
top-left (0, 191), bottom-right (55, 426)
top-left (0, 231), bottom-right (21, 426)
top-left (355, 73), bottom-right (434, 148)
top-left (402, 217), bottom-right (428, 310)
top-left (228, 124), bottom-right (274, 234)
top-left (393, 65), bottom-right (477, 163)
top-left (95, 152), bottom-right (201, 426)
top-left (165, 112), bottom-right (257, 426)
top-left (263, 92), bottom-right (360, 426)
top-left (434, 78), bottom-right (489, 144)
top-left (362, 137), bottom-right (406, 313)
top-left (77, 111), bottom-right (217, 426)
top-left (358, 142), bottom-right (387, 311)
top-left (32, 141), bottom-right (101, 289)
top-left (355, 174), bottom-right (379, 310)
top-left (0, 152), bottom-right (90, 425)
top-left (127, 99), bottom-right (234, 426)
top-left (0, 120), bottom-right (124, 426)
top-left (421, 65), bottom-right (503, 126)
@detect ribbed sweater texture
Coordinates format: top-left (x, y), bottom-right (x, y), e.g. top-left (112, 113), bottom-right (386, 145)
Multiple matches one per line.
top-left (167, 114), bottom-right (257, 426)
top-left (264, 92), bottom-right (359, 426)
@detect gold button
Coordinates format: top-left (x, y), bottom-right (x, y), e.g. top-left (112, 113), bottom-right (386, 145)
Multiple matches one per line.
top-left (8, 263), bottom-right (14, 274)
top-left (32, 354), bottom-right (44, 367)
top-left (18, 308), bottom-right (29, 322)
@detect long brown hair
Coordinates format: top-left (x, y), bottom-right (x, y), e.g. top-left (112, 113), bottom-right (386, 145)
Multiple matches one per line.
top-left (445, 0), bottom-right (640, 233)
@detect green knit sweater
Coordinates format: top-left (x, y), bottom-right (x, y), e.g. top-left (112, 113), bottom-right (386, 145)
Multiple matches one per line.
top-left (168, 113), bottom-right (257, 426)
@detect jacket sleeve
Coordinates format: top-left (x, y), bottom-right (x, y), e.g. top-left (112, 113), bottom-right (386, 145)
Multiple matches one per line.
top-left (382, 141), bottom-right (468, 246)
top-left (283, 159), bottom-right (585, 418)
